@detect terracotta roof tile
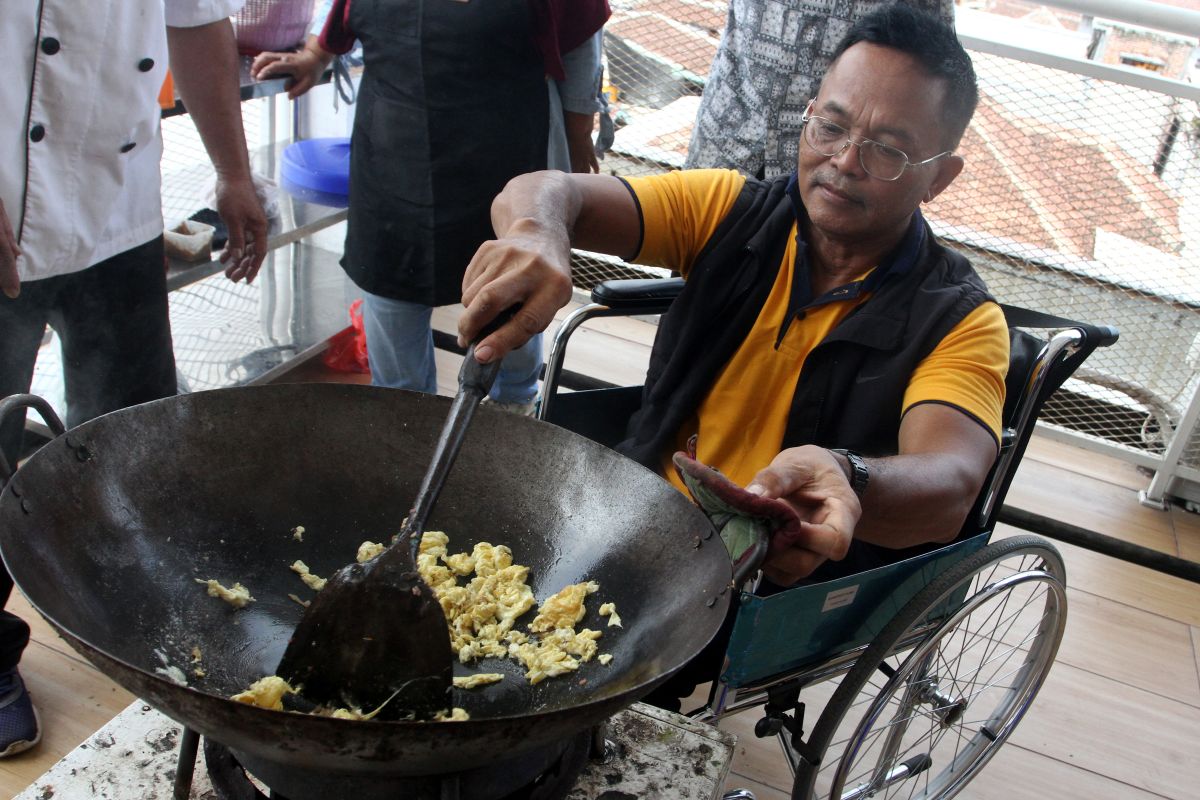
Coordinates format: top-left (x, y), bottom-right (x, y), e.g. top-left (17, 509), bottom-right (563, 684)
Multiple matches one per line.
top-left (927, 95), bottom-right (1182, 260)
top-left (607, 13), bottom-right (720, 75)
top-left (611, 0), bottom-right (726, 33)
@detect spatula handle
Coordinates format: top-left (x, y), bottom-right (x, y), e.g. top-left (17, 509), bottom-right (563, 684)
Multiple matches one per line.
top-left (393, 305), bottom-right (521, 560)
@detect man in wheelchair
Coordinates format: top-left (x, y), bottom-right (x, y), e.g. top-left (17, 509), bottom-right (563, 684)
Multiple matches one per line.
top-left (458, 4), bottom-right (1007, 708)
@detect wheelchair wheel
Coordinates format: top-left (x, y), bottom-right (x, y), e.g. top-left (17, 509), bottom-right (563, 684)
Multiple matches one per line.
top-left (794, 534), bottom-right (1066, 800)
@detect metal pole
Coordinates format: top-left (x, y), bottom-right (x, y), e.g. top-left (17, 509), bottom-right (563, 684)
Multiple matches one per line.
top-left (998, 505), bottom-right (1200, 583)
top-left (1139, 378), bottom-right (1200, 509)
top-left (1044, 0), bottom-right (1200, 37)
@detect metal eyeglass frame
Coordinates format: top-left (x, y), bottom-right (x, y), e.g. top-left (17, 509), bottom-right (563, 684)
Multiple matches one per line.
top-left (800, 106), bottom-right (954, 181)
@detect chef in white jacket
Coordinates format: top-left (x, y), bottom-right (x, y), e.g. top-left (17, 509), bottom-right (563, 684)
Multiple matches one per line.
top-left (0, 0), bottom-right (265, 757)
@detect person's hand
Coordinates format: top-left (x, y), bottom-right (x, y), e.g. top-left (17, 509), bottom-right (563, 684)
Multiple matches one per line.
top-left (745, 445), bottom-right (862, 586)
top-left (214, 175), bottom-right (268, 284)
top-left (458, 222), bottom-right (573, 364)
top-left (563, 111), bottom-right (599, 174)
top-left (250, 38), bottom-right (331, 100)
top-left (0, 198), bottom-right (19, 299)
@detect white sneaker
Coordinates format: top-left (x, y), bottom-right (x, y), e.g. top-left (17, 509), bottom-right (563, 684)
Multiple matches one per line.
top-left (481, 396), bottom-right (538, 417)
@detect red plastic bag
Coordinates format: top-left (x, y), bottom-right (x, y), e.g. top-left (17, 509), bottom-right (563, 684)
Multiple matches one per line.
top-left (322, 299), bottom-right (370, 373)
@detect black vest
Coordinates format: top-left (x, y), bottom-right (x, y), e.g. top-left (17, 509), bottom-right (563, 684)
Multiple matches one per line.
top-left (343, 0), bottom-right (549, 306)
top-left (617, 175), bottom-right (995, 578)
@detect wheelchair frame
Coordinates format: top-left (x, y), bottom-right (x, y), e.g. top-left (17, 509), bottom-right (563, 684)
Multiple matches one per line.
top-left (538, 277), bottom-right (1117, 800)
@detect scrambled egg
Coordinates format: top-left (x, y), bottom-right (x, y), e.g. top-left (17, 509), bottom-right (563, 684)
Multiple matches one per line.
top-left (453, 673), bottom-right (504, 689)
top-left (529, 581), bottom-right (598, 632)
top-left (230, 530), bottom-right (622, 719)
top-left (232, 676), bottom-right (295, 710)
top-left (357, 540), bottom-right (385, 563)
top-left (434, 707), bottom-right (471, 722)
top-left (292, 526), bottom-right (305, 542)
top-left (416, 534), bottom-right (533, 663)
top-left (231, 675), bottom-right (408, 721)
top-left (191, 646), bottom-right (206, 679)
top-left (509, 626), bottom-right (603, 685)
top-left (195, 578), bottom-right (255, 608)
top-left (416, 533), bottom-right (618, 686)
top-left (599, 602), bottom-right (622, 628)
top-left (290, 560), bottom-right (327, 591)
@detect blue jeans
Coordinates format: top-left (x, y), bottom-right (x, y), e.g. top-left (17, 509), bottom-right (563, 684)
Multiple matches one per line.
top-left (361, 290), bottom-right (542, 404)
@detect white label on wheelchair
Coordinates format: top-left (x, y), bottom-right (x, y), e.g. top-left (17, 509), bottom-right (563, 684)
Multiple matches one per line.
top-left (821, 585), bottom-right (859, 612)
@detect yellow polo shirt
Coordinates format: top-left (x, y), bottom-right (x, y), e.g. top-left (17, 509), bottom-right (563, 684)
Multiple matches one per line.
top-left (623, 169), bottom-right (1008, 492)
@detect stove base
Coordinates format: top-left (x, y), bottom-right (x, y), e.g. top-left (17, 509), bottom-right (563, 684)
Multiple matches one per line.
top-left (15, 701), bottom-right (737, 800)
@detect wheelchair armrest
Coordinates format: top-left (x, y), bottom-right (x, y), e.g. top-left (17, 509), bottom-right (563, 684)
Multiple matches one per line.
top-left (1096, 325), bottom-right (1120, 349)
top-left (591, 277), bottom-right (685, 314)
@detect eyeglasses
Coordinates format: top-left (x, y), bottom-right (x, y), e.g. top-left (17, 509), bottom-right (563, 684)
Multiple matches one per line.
top-left (800, 110), bottom-right (953, 181)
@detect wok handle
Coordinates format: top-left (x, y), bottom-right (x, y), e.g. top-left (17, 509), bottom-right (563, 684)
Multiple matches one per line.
top-left (731, 534), bottom-right (770, 590)
top-left (0, 394), bottom-right (67, 484)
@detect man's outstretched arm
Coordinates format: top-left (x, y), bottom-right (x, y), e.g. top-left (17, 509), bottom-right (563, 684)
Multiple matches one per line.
top-left (167, 20), bottom-right (268, 284)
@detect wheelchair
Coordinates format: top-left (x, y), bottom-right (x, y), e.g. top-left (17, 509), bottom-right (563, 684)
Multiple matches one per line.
top-left (537, 276), bottom-right (1118, 800)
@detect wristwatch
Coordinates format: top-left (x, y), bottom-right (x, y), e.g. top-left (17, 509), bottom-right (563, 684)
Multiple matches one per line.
top-left (830, 448), bottom-right (870, 499)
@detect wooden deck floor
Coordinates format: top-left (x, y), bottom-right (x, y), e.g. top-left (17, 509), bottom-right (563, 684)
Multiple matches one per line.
top-left (3, 305), bottom-right (1198, 799)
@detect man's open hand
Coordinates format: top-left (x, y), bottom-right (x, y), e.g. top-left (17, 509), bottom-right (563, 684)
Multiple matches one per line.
top-left (745, 445), bottom-right (862, 585)
top-left (250, 39), bottom-right (331, 100)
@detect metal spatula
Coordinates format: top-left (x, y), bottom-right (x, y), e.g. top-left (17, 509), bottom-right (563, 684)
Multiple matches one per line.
top-left (277, 310), bottom-right (515, 720)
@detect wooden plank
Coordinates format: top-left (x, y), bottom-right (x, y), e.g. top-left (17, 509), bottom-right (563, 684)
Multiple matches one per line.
top-left (995, 524), bottom-right (1200, 627)
top-left (1008, 659), bottom-right (1200, 799)
top-left (1170, 504), bottom-right (1200, 562)
top-left (1057, 586), bottom-right (1200, 707)
top-left (1193, 627), bottom-right (1200, 705)
top-left (1004, 459), bottom-right (1179, 554)
top-left (5, 590), bottom-right (87, 666)
top-left (972, 741), bottom-right (1169, 799)
top-left (1022, 436), bottom-right (1150, 494)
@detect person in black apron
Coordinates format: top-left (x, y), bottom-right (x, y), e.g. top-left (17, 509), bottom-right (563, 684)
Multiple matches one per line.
top-left (342, 0), bottom-right (547, 409)
top-left (253, 0), bottom-right (610, 410)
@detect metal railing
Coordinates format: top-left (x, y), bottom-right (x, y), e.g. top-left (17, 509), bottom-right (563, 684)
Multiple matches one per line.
top-left (594, 0), bottom-right (1200, 509)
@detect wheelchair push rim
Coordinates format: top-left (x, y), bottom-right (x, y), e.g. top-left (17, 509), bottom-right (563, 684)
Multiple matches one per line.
top-left (799, 535), bottom-right (1067, 800)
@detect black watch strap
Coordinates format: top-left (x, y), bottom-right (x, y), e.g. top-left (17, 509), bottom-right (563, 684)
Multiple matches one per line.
top-left (831, 448), bottom-right (869, 499)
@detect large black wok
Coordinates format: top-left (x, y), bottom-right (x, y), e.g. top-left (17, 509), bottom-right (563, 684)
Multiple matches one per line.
top-left (0, 384), bottom-right (730, 785)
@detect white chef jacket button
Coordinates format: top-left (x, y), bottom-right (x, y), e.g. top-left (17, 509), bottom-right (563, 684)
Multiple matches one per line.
top-left (30, 124), bottom-right (46, 143)
top-left (138, 57), bottom-right (155, 72)
top-left (120, 142), bottom-right (137, 154)
top-left (41, 37), bottom-right (61, 55)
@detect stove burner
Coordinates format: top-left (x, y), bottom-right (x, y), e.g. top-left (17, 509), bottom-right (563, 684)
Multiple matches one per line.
top-left (199, 727), bottom-right (595, 800)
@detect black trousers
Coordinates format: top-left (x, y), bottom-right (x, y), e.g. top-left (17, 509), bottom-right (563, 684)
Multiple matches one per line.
top-left (0, 235), bottom-right (177, 671)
